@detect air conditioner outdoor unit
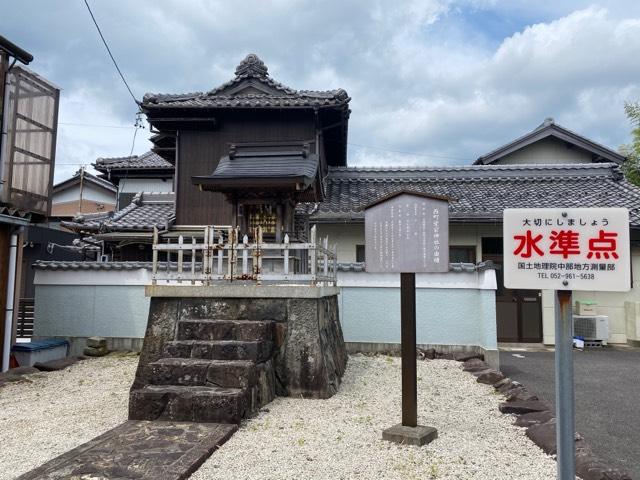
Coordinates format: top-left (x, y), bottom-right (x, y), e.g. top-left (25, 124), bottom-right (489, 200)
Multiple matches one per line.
top-left (573, 315), bottom-right (609, 344)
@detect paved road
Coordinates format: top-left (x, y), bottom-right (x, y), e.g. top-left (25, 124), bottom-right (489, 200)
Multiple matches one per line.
top-left (500, 347), bottom-right (640, 479)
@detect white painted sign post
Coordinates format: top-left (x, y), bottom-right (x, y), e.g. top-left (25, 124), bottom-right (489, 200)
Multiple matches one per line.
top-left (504, 208), bottom-right (630, 480)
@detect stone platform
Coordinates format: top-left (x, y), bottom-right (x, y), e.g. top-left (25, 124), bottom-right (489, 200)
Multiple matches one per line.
top-left (130, 285), bottom-right (347, 424)
top-left (16, 421), bottom-right (237, 480)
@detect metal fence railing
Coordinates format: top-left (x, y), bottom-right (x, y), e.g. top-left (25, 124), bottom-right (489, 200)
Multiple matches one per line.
top-left (151, 225), bottom-right (337, 286)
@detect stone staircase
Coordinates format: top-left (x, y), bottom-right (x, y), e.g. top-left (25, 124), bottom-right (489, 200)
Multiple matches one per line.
top-left (129, 319), bottom-right (276, 424)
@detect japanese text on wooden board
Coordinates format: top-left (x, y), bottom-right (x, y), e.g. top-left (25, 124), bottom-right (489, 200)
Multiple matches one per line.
top-left (365, 193), bottom-right (449, 273)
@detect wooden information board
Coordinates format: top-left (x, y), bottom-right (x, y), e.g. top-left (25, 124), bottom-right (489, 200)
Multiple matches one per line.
top-left (365, 192), bottom-right (449, 273)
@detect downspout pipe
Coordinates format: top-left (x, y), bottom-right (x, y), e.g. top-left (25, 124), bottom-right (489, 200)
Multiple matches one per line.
top-left (2, 231), bottom-right (18, 372)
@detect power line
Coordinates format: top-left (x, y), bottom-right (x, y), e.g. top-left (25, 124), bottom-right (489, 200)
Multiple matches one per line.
top-left (348, 142), bottom-right (470, 161)
top-left (83, 0), bottom-right (138, 104)
top-left (59, 122), bottom-right (133, 129)
top-left (60, 121), bottom-right (471, 161)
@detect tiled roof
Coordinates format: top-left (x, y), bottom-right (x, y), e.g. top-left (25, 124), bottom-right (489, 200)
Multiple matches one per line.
top-left (474, 118), bottom-right (626, 165)
top-left (93, 151), bottom-right (173, 171)
top-left (33, 261), bottom-right (157, 271)
top-left (53, 170), bottom-right (117, 193)
top-left (142, 54), bottom-right (350, 110)
top-left (194, 143), bottom-right (319, 189)
top-left (61, 192), bottom-right (175, 232)
top-left (33, 260), bottom-right (495, 272)
top-left (310, 163), bottom-right (640, 227)
top-left (337, 261), bottom-right (495, 273)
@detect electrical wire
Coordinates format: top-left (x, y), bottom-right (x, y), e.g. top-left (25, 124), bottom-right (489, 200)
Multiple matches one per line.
top-left (59, 121), bottom-right (468, 161)
top-left (59, 122), bottom-right (132, 129)
top-left (348, 142), bottom-right (470, 161)
top-left (82, 0), bottom-right (138, 104)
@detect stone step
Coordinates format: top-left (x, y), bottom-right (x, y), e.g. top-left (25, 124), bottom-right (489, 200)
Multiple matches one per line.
top-left (177, 319), bottom-right (273, 342)
top-left (129, 385), bottom-right (246, 424)
top-left (145, 358), bottom-right (256, 389)
top-left (164, 340), bottom-right (273, 362)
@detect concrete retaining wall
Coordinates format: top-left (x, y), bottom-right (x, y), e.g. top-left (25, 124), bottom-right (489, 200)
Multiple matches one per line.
top-left (337, 269), bottom-right (498, 366)
top-left (34, 267), bottom-right (498, 365)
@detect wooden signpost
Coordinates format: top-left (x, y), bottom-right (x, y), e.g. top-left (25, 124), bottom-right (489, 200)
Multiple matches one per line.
top-left (365, 191), bottom-right (449, 446)
top-left (504, 208), bottom-right (630, 479)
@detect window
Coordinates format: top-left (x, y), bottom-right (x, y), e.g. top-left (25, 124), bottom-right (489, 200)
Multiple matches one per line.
top-left (449, 246), bottom-right (476, 263)
top-left (356, 244), bottom-right (365, 263)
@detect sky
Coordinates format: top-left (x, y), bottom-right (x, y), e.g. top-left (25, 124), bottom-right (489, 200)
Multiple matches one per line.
top-left (3, 0), bottom-right (640, 182)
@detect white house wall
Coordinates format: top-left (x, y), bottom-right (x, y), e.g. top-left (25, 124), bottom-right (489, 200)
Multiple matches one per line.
top-left (53, 183), bottom-right (116, 204)
top-left (119, 177), bottom-right (174, 193)
top-left (490, 137), bottom-right (593, 165)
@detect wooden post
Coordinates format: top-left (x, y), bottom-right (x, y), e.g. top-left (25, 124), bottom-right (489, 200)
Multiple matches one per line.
top-left (400, 272), bottom-right (417, 427)
top-left (309, 225), bottom-right (317, 283)
top-left (202, 226), bottom-right (210, 285)
top-left (165, 238), bottom-right (170, 280)
top-left (227, 227), bottom-right (233, 279)
top-left (191, 236), bottom-right (196, 285)
top-left (256, 226), bottom-right (263, 282)
top-left (177, 235), bottom-right (183, 284)
top-left (217, 233), bottom-right (224, 276)
top-left (152, 227), bottom-right (158, 285)
top-left (284, 234), bottom-right (290, 275)
top-left (323, 236), bottom-right (329, 278)
top-left (242, 234), bottom-right (249, 275)
top-left (207, 227), bottom-right (214, 284)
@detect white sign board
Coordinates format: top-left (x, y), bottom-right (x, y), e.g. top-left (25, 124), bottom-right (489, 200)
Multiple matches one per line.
top-left (503, 208), bottom-right (630, 292)
top-left (365, 192), bottom-right (449, 273)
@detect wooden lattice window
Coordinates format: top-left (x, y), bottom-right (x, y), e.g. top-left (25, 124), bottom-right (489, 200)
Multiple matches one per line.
top-left (1, 66), bottom-right (59, 216)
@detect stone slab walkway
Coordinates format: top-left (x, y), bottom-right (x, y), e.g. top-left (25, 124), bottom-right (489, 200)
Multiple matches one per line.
top-left (16, 420), bottom-right (237, 480)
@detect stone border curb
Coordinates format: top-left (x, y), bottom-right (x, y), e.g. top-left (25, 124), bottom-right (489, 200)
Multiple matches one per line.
top-left (456, 358), bottom-right (632, 480)
top-left (0, 356), bottom-right (87, 388)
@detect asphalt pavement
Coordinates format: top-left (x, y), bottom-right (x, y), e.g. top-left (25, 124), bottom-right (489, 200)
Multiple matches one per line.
top-left (499, 347), bottom-right (640, 479)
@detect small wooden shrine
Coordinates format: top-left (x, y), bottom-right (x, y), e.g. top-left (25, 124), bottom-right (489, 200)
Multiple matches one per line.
top-left (141, 53), bottom-right (351, 242)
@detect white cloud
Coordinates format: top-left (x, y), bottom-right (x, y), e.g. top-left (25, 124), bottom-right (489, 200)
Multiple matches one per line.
top-left (3, 1), bottom-right (640, 179)
top-left (54, 88), bottom-right (150, 182)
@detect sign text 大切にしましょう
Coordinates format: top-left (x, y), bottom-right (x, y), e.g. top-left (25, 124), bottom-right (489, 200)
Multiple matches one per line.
top-left (503, 208), bottom-right (630, 292)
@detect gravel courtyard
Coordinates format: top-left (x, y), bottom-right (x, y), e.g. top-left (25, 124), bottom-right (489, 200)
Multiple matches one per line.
top-left (194, 355), bottom-right (557, 480)
top-left (0, 355), bottom-right (558, 480)
top-left (0, 355), bottom-right (138, 480)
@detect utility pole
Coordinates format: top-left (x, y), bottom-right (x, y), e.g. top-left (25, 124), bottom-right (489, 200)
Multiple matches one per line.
top-left (78, 166), bottom-right (85, 214)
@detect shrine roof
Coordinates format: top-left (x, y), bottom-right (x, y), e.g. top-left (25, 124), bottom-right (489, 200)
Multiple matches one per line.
top-left (193, 142), bottom-right (318, 190)
top-left (309, 163), bottom-right (640, 227)
top-left (141, 54), bottom-right (350, 111)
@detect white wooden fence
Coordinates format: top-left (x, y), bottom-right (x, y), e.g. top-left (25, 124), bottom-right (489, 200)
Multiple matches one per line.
top-left (151, 225), bottom-right (337, 286)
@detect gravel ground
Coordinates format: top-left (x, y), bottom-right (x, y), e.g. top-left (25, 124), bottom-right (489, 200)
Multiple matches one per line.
top-left (191, 355), bottom-right (558, 480)
top-left (0, 354), bottom-right (559, 480)
top-left (0, 355), bottom-right (139, 480)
